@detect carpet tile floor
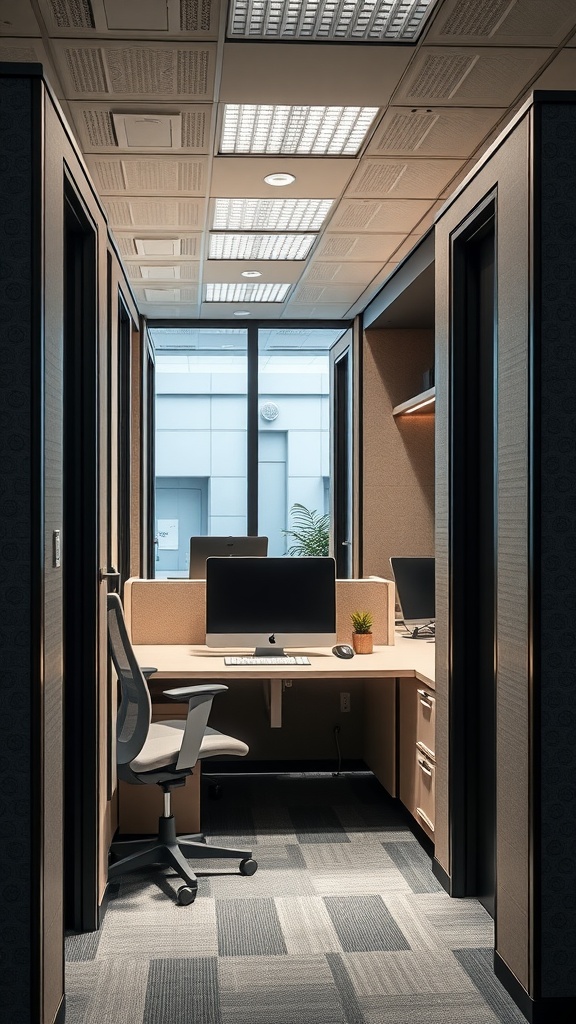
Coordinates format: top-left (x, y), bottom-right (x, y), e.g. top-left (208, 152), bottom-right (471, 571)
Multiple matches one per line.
top-left (65, 773), bottom-right (527, 1024)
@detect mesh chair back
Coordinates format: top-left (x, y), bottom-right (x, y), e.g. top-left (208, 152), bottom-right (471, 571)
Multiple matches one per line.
top-left (107, 592), bottom-right (152, 766)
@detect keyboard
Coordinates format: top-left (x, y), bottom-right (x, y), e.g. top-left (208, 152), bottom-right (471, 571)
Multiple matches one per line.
top-left (224, 655), bottom-right (311, 666)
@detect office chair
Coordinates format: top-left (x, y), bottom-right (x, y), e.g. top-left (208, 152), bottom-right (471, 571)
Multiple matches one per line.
top-left (107, 592), bottom-right (257, 905)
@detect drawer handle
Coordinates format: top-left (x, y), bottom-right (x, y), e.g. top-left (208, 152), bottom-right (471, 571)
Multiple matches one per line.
top-left (416, 807), bottom-right (435, 831)
top-left (418, 758), bottom-right (433, 776)
top-left (417, 689), bottom-right (434, 706)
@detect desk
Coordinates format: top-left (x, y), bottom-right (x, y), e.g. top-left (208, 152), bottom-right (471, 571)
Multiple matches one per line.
top-left (133, 636), bottom-right (435, 728)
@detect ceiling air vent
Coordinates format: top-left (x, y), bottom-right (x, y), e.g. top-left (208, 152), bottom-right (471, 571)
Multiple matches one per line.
top-left (440, 0), bottom-right (514, 36)
top-left (135, 238), bottom-right (181, 256)
top-left (49, 0), bottom-right (95, 29)
top-left (181, 111), bottom-right (210, 150)
top-left (180, 0), bottom-right (219, 34)
top-left (376, 112), bottom-right (440, 153)
top-left (64, 46), bottom-right (108, 93)
top-left (405, 53), bottom-right (478, 100)
top-left (82, 109), bottom-right (117, 148)
top-left (112, 113), bottom-right (182, 149)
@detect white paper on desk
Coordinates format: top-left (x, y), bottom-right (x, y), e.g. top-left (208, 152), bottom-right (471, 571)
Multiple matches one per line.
top-left (157, 518), bottom-right (179, 549)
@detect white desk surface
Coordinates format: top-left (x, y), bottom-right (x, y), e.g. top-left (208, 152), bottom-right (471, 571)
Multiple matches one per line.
top-left (134, 632), bottom-right (435, 689)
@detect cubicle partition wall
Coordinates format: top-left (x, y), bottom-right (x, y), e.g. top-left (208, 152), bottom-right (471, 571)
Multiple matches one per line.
top-left (123, 576), bottom-right (398, 786)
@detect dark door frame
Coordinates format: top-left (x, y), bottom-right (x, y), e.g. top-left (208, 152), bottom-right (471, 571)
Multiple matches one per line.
top-left (63, 175), bottom-right (100, 932)
top-left (330, 330), bottom-right (354, 577)
top-left (447, 191), bottom-right (498, 902)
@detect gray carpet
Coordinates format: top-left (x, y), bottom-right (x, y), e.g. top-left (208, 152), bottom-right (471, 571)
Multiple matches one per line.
top-left (65, 773), bottom-right (526, 1024)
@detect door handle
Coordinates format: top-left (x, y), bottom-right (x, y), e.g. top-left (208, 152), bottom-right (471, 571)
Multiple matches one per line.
top-left (100, 567), bottom-right (120, 590)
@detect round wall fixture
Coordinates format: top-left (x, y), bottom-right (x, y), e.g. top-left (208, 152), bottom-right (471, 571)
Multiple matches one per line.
top-left (260, 402), bottom-right (279, 421)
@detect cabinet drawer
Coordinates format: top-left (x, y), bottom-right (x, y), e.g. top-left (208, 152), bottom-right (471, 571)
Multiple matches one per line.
top-left (415, 686), bottom-right (435, 758)
top-left (415, 749), bottom-right (435, 840)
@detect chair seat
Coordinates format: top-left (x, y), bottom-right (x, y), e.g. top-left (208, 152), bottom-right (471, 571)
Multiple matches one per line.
top-left (130, 721), bottom-right (249, 772)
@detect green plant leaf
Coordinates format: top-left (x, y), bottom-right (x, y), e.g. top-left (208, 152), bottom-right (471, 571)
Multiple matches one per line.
top-left (282, 502), bottom-right (330, 557)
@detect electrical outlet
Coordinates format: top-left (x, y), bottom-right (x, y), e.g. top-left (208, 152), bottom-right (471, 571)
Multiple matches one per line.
top-left (340, 691), bottom-right (350, 713)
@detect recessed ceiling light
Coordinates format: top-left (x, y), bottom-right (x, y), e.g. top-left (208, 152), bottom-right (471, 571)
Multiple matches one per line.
top-left (220, 105), bottom-right (379, 156)
top-left (213, 198), bottom-right (332, 232)
top-left (209, 233), bottom-right (315, 261)
top-left (228, 0), bottom-right (438, 41)
top-left (234, 310), bottom-right (251, 316)
top-left (242, 270), bottom-right (262, 278)
top-left (207, 283), bottom-right (291, 302)
top-left (264, 172), bottom-right (296, 187)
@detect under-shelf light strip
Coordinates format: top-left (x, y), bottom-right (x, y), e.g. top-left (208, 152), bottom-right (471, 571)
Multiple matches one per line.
top-left (402, 395), bottom-right (435, 414)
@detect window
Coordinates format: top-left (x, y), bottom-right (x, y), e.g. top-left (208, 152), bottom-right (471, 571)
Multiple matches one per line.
top-left (149, 323), bottom-right (349, 576)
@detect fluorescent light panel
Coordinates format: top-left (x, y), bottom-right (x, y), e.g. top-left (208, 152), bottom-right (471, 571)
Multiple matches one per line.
top-left (220, 105), bottom-right (379, 156)
top-left (213, 198), bottom-right (332, 231)
top-left (209, 233), bottom-right (315, 260)
top-left (227, 1), bottom-right (436, 41)
top-left (206, 283), bottom-right (291, 302)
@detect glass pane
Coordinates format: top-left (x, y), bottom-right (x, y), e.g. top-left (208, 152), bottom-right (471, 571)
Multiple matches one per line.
top-left (150, 327), bottom-right (248, 577)
top-left (257, 327), bottom-right (346, 557)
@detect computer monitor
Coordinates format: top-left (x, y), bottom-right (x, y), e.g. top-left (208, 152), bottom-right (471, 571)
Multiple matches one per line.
top-left (390, 556), bottom-right (435, 639)
top-left (205, 556), bottom-right (337, 656)
top-left (189, 535), bottom-right (268, 579)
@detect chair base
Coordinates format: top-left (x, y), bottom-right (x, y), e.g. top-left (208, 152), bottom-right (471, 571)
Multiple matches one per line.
top-left (108, 814), bottom-right (256, 901)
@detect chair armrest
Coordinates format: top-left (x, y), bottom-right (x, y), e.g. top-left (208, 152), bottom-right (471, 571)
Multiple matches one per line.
top-left (141, 666), bottom-right (158, 680)
top-left (163, 683), bottom-right (228, 701)
top-left (165, 684), bottom-right (228, 772)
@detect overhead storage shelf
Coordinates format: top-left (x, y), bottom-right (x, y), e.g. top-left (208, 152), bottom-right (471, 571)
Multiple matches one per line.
top-left (392, 387), bottom-right (435, 417)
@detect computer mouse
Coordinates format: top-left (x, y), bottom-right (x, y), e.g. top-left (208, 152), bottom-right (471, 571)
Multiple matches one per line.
top-left (332, 644), bottom-right (354, 659)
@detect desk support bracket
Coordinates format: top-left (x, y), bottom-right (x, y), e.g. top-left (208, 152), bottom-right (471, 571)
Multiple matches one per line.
top-left (263, 679), bottom-right (284, 727)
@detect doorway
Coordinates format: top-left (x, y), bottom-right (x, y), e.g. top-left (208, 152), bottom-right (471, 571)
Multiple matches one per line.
top-left (62, 182), bottom-right (100, 932)
top-left (450, 198), bottom-right (497, 916)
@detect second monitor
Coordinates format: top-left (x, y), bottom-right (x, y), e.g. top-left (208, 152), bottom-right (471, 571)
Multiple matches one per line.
top-left (189, 535), bottom-right (268, 579)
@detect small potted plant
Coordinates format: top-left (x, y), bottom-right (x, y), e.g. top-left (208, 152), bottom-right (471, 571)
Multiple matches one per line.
top-left (351, 610), bottom-right (374, 654)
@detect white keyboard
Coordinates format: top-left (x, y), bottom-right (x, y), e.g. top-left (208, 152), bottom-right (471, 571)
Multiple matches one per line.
top-left (224, 655), bottom-right (311, 666)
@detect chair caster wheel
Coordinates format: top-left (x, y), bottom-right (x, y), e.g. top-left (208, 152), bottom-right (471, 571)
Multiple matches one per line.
top-left (177, 885), bottom-right (197, 905)
top-left (240, 858), bottom-right (258, 876)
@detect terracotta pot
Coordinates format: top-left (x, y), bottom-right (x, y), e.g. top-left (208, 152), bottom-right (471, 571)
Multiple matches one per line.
top-left (352, 632), bottom-right (373, 654)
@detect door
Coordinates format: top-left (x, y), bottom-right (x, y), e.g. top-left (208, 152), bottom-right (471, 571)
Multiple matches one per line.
top-left (155, 477), bottom-right (206, 576)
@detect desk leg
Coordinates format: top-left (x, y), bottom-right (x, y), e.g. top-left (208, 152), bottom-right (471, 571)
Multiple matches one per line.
top-left (263, 678), bottom-right (283, 728)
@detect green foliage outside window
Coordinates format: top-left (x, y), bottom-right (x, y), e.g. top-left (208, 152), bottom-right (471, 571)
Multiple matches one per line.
top-left (283, 502), bottom-right (330, 557)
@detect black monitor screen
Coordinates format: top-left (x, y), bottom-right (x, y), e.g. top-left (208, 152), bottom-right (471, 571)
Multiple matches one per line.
top-left (205, 556), bottom-right (336, 651)
top-left (390, 557), bottom-right (435, 633)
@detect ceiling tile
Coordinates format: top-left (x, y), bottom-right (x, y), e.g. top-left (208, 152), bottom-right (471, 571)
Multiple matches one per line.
top-left (367, 105), bottom-right (506, 158)
top-left (426, 0), bottom-right (576, 47)
top-left (395, 46), bottom-right (553, 106)
top-left (345, 157), bottom-right (463, 199)
top-left (52, 39), bottom-right (217, 101)
top-left (86, 154), bottom-right (209, 194)
top-left (329, 199), bottom-right (434, 234)
top-left (219, 42), bottom-right (413, 105)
